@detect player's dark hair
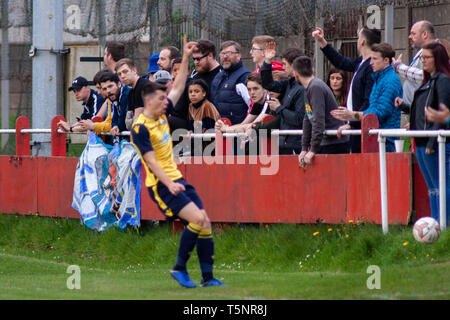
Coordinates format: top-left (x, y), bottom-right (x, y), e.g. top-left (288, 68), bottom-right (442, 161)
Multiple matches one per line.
top-left (141, 81), bottom-right (166, 100)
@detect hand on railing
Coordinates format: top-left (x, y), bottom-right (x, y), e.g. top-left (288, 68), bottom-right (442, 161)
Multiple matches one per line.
top-left (337, 123), bottom-right (351, 139)
top-left (78, 119), bottom-right (95, 131)
top-left (57, 120), bottom-right (71, 132)
top-left (110, 126), bottom-right (120, 136)
top-left (214, 119), bottom-right (228, 133)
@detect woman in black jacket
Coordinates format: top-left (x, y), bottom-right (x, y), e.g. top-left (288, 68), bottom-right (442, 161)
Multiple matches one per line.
top-left (395, 42), bottom-right (450, 226)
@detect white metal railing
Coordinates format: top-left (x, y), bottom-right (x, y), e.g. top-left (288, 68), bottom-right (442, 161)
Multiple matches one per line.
top-left (0, 127), bottom-right (448, 232)
top-left (376, 129), bottom-right (449, 233)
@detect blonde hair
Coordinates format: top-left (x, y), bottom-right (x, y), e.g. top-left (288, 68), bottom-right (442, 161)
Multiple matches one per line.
top-left (252, 35), bottom-right (275, 49)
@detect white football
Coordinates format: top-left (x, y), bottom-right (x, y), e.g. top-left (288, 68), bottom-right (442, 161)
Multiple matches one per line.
top-left (413, 217), bottom-right (440, 244)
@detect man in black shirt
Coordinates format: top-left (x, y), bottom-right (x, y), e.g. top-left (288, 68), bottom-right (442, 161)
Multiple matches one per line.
top-left (171, 40), bottom-right (223, 130)
top-left (115, 58), bottom-right (151, 130)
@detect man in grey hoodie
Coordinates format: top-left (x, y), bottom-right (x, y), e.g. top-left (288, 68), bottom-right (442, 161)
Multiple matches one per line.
top-left (294, 56), bottom-right (349, 167)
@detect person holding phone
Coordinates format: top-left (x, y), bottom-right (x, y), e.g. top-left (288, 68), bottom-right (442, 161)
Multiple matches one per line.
top-left (58, 76), bottom-right (105, 133)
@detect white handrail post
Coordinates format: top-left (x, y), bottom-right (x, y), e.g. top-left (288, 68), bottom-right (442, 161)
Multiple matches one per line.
top-left (378, 134), bottom-right (389, 234)
top-left (438, 133), bottom-right (447, 231)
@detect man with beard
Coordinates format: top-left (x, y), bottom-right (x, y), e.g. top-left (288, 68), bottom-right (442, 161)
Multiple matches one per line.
top-left (78, 72), bottom-right (130, 142)
top-left (171, 40), bottom-right (223, 131)
top-left (210, 41), bottom-right (251, 125)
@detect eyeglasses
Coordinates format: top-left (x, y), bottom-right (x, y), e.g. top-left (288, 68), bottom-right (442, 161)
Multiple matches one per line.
top-left (219, 51), bottom-right (239, 57)
top-left (421, 55), bottom-right (434, 61)
top-left (192, 53), bottom-right (209, 62)
top-left (250, 47), bottom-right (264, 52)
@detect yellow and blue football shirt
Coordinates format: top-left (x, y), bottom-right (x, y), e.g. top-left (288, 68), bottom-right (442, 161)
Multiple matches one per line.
top-left (131, 113), bottom-right (182, 187)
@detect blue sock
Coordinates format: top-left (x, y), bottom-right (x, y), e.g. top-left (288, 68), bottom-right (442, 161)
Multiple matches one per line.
top-left (173, 223), bottom-right (202, 271)
top-left (197, 229), bottom-right (214, 281)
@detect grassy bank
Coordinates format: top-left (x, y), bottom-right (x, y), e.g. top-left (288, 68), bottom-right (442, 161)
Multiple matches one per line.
top-left (0, 214), bottom-right (448, 299)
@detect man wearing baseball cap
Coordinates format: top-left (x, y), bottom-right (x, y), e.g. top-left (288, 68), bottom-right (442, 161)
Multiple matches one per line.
top-left (153, 70), bottom-right (176, 117)
top-left (58, 76), bottom-right (105, 133)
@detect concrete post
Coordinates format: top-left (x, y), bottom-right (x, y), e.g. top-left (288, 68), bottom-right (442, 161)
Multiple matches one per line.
top-left (31, 0), bottom-right (64, 156)
top-left (385, 3), bottom-right (394, 45)
top-left (1, 0), bottom-right (9, 150)
top-left (314, 1), bottom-right (324, 81)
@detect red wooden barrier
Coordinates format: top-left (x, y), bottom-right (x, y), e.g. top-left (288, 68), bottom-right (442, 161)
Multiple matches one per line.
top-left (0, 153), bottom-right (426, 225)
top-left (361, 114), bottom-right (379, 153)
top-left (345, 153), bottom-right (412, 224)
top-left (0, 156), bottom-right (37, 215)
top-left (15, 116), bottom-right (31, 156)
top-left (37, 157), bottom-right (79, 218)
top-left (51, 116), bottom-right (67, 157)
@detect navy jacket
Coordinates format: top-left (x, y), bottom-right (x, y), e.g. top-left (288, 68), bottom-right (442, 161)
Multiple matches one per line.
top-left (111, 85), bottom-right (130, 132)
top-left (321, 44), bottom-right (374, 120)
top-left (80, 89), bottom-right (105, 120)
top-left (210, 61), bottom-right (250, 125)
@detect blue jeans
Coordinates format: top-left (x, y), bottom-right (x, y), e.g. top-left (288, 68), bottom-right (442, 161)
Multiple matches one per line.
top-left (415, 144), bottom-right (450, 226)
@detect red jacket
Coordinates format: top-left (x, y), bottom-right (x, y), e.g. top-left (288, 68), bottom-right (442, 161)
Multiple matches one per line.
top-left (252, 61), bottom-right (285, 74)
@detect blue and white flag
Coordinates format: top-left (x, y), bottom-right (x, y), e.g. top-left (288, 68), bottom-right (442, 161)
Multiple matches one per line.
top-left (72, 133), bottom-right (141, 232)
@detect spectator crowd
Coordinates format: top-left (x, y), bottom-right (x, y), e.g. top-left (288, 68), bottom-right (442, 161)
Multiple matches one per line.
top-left (59, 20), bottom-right (450, 225)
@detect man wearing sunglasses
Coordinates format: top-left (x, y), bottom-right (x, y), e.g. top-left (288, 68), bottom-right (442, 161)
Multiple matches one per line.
top-left (172, 40), bottom-right (223, 130)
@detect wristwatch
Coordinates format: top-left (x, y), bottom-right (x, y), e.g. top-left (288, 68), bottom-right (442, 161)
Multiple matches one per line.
top-left (354, 112), bottom-right (361, 121)
top-left (69, 126), bottom-right (74, 132)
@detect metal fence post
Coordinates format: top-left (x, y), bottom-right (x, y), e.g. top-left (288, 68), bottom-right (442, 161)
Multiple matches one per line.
top-left (378, 133), bottom-right (388, 234)
top-left (438, 133), bottom-right (447, 230)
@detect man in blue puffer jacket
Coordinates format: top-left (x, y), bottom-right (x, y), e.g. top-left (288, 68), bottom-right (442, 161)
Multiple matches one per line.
top-left (331, 43), bottom-right (402, 152)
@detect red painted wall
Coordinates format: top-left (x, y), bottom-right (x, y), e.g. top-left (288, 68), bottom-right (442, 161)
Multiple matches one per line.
top-left (0, 152), bottom-right (429, 225)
